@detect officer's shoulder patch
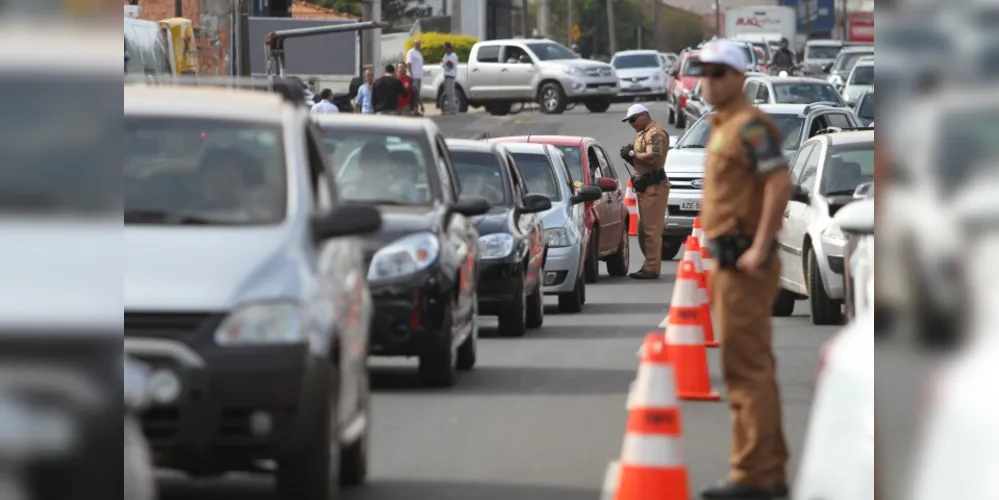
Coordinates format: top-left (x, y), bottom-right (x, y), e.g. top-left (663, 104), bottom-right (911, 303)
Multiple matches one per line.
top-left (740, 117), bottom-right (786, 176)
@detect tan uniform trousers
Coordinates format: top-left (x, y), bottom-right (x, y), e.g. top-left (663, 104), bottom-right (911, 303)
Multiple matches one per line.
top-left (711, 259), bottom-right (788, 489)
top-left (637, 183), bottom-right (669, 274)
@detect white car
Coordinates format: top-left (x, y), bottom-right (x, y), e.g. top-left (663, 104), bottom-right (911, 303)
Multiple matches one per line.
top-left (793, 198), bottom-right (874, 500)
top-left (841, 57), bottom-right (874, 106)
top-left (775, 129), bottom-right (874, 325)
top-left (611, 49), bottom-right (669, 101)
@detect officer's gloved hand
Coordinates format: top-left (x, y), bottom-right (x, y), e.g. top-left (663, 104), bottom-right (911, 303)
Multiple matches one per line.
top-left (619, 144), bottom-right (634, 162)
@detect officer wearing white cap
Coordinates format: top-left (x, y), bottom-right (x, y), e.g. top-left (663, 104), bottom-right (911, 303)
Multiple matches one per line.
top-left (697, 39), bottom-right (792, 500)
top-left (619, 103), bottom-right (670, 279)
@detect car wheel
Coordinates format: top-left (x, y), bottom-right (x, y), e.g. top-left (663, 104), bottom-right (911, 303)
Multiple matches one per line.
top-left (675, 103), bottom-right (686, 128)
top-left (497, 279), bottom-right (528, 337)
top-left (772, 288), bottom-right (796, 317)
top-left (661, 239), bottom-right (683, 261)
top-left (584, 98), bottom-right (612, 113)
top-left (456, 298), bottom-right (478, 371)
top-left (525, 281), bottom-right (544, 329)
top-left (485, 103), bottom-right (511, 116)
top-left (605, 225), bottom-right (630, 276)
top-left (807, 247), bottom-right (843, 326)
top-left (339, 367), bottom-right (369, 487)
top-left (276, 362), bottom-right (340, 500)
top-left (584, 232), bottom-right (599, 283)
top-left (539, 82), bottom-right (567, 114)
top-left (558, 274), bottom-right (584, 313)
top-left (418, 300), bottom-right (457, 387)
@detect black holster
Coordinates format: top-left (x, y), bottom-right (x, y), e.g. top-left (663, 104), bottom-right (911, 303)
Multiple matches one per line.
top-left (632, 170), bottom-right (666, 193)
top-left (708, 234), bottom-right (777, 270)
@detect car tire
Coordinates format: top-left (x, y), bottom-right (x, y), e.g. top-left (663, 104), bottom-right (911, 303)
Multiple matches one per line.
top-left (456, 299), bottom-right (478, 371)
top-left (675, 103), bottom-right (686, 129)
top-left (498, 279), bottom-right (528, 337)
top-left (772, 288), bottom-right (796, 317)
top-left (437, 87), bottom-right (469, 114)
top-left (418, 301), bottom-right (457, 387)
top-left (605, 225), bottom-right (630, 276)
top-left (558, 275), bottom-right (585, 313)
top-left (584, 98), bottom-right (612, 113)
top-left (275, 362), bottom-right (340, 500)
top-left (339, 370), bottom-right (369, 487)
top-left (525, 281), bottom-right (544, 329)
top-left (584, 232), bottom-right (599, 283)
top-left (807, 247), bottom-right (843, 326)
top-left (538, 82), bottom-right (567, 114)
top-left (485, 103), bottom-right (511, 116)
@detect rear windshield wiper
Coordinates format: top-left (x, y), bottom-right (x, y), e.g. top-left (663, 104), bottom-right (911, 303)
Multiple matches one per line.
top-left (124, 210), bottom-right (214, 225)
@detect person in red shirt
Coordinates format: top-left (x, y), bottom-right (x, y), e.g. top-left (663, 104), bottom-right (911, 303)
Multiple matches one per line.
top-left (396, 62), bottom-right (413, 115)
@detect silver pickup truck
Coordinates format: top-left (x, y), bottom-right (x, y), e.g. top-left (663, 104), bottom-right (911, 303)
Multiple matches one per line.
top-left (420, 39), bottom-right (620, 116)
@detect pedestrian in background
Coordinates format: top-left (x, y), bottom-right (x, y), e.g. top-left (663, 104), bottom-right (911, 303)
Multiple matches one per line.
top-left (619, 103), bottom-right (670, 280)
top-left (406, 39), bottom-right (425, 115)
top-left (354, 68), bottom-right (374, 114)
top-left (396, 62), bottom-right (413, 116)
top-left (310, 88), bottom-right (340, 114)
top-left (695, 39), bottom-right (791, 500)
top-left (372, 63), bottom-right (408, 115)
top-left (440, 41), bottom-right (459, 115)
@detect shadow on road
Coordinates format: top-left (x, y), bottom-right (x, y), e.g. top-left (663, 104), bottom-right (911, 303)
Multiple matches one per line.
top-left (346, 479), bottom-right (596, 500)
top-left (569, 302), bottom-right (668, 315)
top-left (370, 364), bottom-right (635, 396)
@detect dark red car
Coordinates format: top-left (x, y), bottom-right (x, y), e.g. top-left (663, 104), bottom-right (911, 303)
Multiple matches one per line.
top-left (666, 49), bottom-right (702, 129)
top-left (489, 135), bottom-right (630, 282)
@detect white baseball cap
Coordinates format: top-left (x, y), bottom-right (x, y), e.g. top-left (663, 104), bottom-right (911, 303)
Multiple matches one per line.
top-left (622, 103), bottom-right (649, 122)
top-left (698, 39), bottom-right (748, 73)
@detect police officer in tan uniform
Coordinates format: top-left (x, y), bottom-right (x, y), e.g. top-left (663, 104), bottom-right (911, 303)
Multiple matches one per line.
top-left (619, 103), bottom-right (670, 280)
top-left (695, 40), bottom-right (793, 500)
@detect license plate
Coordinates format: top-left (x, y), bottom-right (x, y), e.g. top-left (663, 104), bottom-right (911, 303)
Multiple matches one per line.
top-left (680, 201), bottom-right (700, 211)
top-left (630, 82), bottom-right (642, 88)
top-left (599, 85), bottom-right (612, 91)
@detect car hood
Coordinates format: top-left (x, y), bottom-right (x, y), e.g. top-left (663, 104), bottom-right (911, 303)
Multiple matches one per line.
top-left (548, 58), bottom-right (615, 72)
top-left (366, 204), bottom-right (439, 249)
top-left (664, 148), bottom-right (708, 174)
top-left (541, 202), bottom-right (570, 229)
top-left (678, 76), bottom-right (698, 90)
top-left (616, 67), bottom-right (661, 80)
top-left (472, 206), bottom-right (512, 236)
top-left (125, 226), bottom-right (304, 311)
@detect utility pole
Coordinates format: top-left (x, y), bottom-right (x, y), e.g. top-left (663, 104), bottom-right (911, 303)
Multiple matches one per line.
top-left (238, 0), bottom-right (251, 76)
top-left (441, 0), bottom-right (447, 16)
top-left (520, 0), bottom-right (529, 37)
top-left (360, 0), bottom-right (381, 74)
top-left (715, 0), bottom-right (722, 37)
top-left (653, 0), bottom-right (661, 49)
top-left (538, 0), bottom-right (550, 38)
top-left (567, 0), bottom-right (574, 45)
top-left (606, 0), bottom-right (616, 54)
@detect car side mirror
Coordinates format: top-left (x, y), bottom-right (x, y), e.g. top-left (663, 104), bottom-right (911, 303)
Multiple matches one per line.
top-left (669, 69), bottom-right (679, 78)
top-left (571, 185), bottom-right (602, 204)
top-left (668, 136), bottom-right (678, 149)
top-left (833, 197), bottom-right (874, 235)
top-left (845, 99), bottom-right (856, 107)
top-left (312, 203), bottom-right (382, 241)
top-left (790, 185), bottom-right (810, 204)
top-left (595, 177), bottom-right (618, 192)
top-left (452, 196), bottom-right (491, 216)
top-left (517, 193), bottom-right (552, 214)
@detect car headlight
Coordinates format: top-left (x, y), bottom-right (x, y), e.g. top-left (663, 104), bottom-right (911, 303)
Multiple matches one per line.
top-left (545, 228), bottom-right (576, 248)
top-left (651, 73), bottom-right (662, 82)
top-left (367, 232), bottom-right (440, 281)
top-left (214, 301), bottom-right (305, 345)
top-left (479, 233), bottom-right (515, 259)
top-left (563, 66), bottom-right (585, 77)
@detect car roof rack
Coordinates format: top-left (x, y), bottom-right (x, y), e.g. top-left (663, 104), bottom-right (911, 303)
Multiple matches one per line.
top-left (124, 74), bottom-right (307, 105)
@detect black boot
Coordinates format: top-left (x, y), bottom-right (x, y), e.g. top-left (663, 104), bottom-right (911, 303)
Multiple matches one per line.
top-left (700, 480), bottom-right (773, 499)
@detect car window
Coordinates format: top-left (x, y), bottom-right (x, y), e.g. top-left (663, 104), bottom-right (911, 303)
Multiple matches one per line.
top-left (756, 84), bottom-right (770, 103)
top-left (524, 42), bottom-right (577, 61)
top-left (806, 45), bottom-right (842, 59)
top-left (595, 147), bottom-right (617, 179)
top-left (553, 149), bottom-right (575, 189)
top-left (858, 94), bottom-right (875, 120)
top-left (477, 45), bottom-right (501, 63)
top-left (512, 152), bottom-right (561, 201)
top-left (451, 150), bottom-right (507, 206)
top-left (503, 45), bottom-right (530, 63)
top-left (766, 113), bottom-right (807, 150)
top-left (788, 144), bottom-right (815, 185)
top-left (821, 143), bottom-right (875, 195)
top-left (825, 113), bottom-right (854, 129)
top-left (318, 129), bottom-right (432, 205)
top-left (435, 135), bottom-right (458, 202)
top-left (553, 145), bottom-right (584, 183)
top-left (849, 65), bottom-right (874, 85)
top-left (675, 116), bottom-right (712, 148)
top-left (613, 53), bottom-right (660, 69)
top-left (798, 145), bottom-right (821, 195)
top-left (305, 123), bottom-right (336, 213)
top-left (506, 153), bottom-right (527, 203)
top-left (124, 117), bottom-right (287, 225)
top-left (833, 51), bottom-right (874, 72)
top-left (744, 81), bottom-right (757, 99)
top-left (771, 82), bottom-right (843, 105)
top-left (682, 56), bottom-right (702, 76)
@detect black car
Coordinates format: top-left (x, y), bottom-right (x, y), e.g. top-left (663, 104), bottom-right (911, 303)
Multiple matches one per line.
top-left (316, 116), bottom-right (491, 388)
top-left (445, 139), bottom-right (552, 337)
top-left (854, 90), bottom-right (874, 126)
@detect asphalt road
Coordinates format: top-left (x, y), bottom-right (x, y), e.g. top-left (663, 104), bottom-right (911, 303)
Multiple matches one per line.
top-left (158, 101), bottom-right (837, 500)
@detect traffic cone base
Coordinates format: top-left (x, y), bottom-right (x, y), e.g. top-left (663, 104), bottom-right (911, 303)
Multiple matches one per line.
top-left (666, 261), bottom-right (721, 402)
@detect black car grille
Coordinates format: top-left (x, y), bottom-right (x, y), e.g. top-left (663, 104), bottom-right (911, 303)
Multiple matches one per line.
top-left (668, 206), bottom-right (699, 217)
top-left (124, 312), bottom-right (224, 339)
top-left (668, 176), bottom-right (703, 190)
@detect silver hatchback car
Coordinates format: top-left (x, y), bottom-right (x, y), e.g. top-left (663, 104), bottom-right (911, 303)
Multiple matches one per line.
top-left (492, 142), bottom-right (601, 312)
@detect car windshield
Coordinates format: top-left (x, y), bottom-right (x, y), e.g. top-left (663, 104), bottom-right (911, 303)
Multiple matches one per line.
top-left (525, 42), bottom-right (577, 61)
top-left (613, 53), bottom-right (660, 69)
top-left (821, 143), bottom-right (875, 196)
top-left (124, 117), bottom-right (287, 225)
top-left (450, 150), bottom-right (507, 206)
top-left (935, 111), bottom-right (999, 193)
top-left (553, 145), bottom-right (584, 183)
top-left (858, 94), bottom-right (875, 119)
top-left (769, 114), bottom-right (807, 150)
top-left (511, 152), bottom-right (561, 201)
top-left (675, 117), bottom-right (712, 148)
top-left (680, 113), bottom-right (805, 150)
top-left (806, 45), bottom-right (842, 59)
top-left (3, 76), bottom-right (117, 214)
top-left (320, 130), bottom-right (433, 205)
top-left (833, 51), bottom-right (874, 72)
top-left (849, 65), bottom-right (874, 85)
top-left (682, 56), bottom-right (703, 76)
top-left (772, 82), bottom-right (844, 105)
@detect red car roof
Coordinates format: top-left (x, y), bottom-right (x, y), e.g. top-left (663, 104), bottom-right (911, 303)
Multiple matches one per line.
top-left (489, 135), bottom-right (588, 147)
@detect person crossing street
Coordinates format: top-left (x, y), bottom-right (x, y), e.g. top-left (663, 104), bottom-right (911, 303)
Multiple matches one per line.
top-left (440, 41), bottom-right (460, 115)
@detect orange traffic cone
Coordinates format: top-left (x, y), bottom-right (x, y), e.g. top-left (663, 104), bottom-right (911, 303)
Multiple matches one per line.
top-left (615, 334), bottom-right (690, 500)
top-left (692, 217), bottom-right (704, 247)
top-left (683, 237), bottom-right (718, 348)
top-left (625, 180), bottom-right (638, 237)
top-left (694, 217), bottom-right (715, 301)
top-left (665, 260), bottom-right (721, 401)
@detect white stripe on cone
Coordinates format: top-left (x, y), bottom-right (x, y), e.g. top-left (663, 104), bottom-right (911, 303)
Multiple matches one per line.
top-left (629, 365), bottom-right (679, 408)
top-left (671, 279), bottom-right (700, 308)
top-left (600, 461), bottom-right (621, 500)
top-left (684, 249), bottom-right (703, 274)
top-left (665, 324), bottom-right (704, 346)
top-left (620, 435), bottom-right (687, 468)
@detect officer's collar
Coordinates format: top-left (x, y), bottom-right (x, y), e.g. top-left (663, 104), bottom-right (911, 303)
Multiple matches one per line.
top-left (710, 96), bottom-right (752, 126)
top-left (639, 120), bottom-right (657, 133)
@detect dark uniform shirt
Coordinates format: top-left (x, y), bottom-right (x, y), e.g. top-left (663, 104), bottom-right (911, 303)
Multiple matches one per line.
top-left (632, 121), bottom-right (670, 174)
top-left (700, 104), bottom-right (788, 240)
top-left (770, 48), bottom-right (795, 70)
top-left (372, 75), bottom-right (409, 113)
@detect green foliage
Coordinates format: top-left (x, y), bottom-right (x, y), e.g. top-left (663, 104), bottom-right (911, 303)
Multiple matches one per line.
top-left (403, 32), bottom-right (479, 64)
top-left (312, 0), bottom-right (361, 16)
top-left (306, 0), bottom-right (434, 23)
top-left (544, 0), bottom-right (703, 55)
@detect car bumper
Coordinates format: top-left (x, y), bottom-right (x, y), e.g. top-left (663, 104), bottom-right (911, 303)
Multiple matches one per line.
top-left (367, 264), bottom-right (452, 357)
top-left (123, 336), bottom-right (326, 470)
top-left (563, 78), bottom-right (619, 99)
top-left (616, 82), bottom-right (667, 98)
top-left (819, 236), bottom-right (847, 299)
top-left (541, 244), bottom-right (583, 294)
top-left (477, 257), bottom-right (526, 315)
top-left (664, 190), bottom-right (701, 238)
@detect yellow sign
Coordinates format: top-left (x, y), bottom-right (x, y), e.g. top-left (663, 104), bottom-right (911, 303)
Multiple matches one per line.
top-left (570, 24), bottom-right (581, 41)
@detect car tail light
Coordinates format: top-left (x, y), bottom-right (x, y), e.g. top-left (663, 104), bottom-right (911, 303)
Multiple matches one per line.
top-left (680, 93), bottom-right (687, 109)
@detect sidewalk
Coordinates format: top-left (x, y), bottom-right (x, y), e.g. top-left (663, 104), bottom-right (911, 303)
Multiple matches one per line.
top-left (419, 100), bottom-right (485, 117)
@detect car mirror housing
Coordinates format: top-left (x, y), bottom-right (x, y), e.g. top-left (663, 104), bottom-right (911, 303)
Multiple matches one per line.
top-left (312, 204), bottom-right (382, 241)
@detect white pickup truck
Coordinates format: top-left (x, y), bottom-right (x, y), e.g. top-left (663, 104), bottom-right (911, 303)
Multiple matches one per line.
top-left (419, 38), bottom-right (620, 116)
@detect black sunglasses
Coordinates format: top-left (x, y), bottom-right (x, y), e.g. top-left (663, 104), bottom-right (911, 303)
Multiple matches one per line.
top-left (701, 64), bottom-right (730, 79)
top-left (626, 116), bottom-right (639, 124)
